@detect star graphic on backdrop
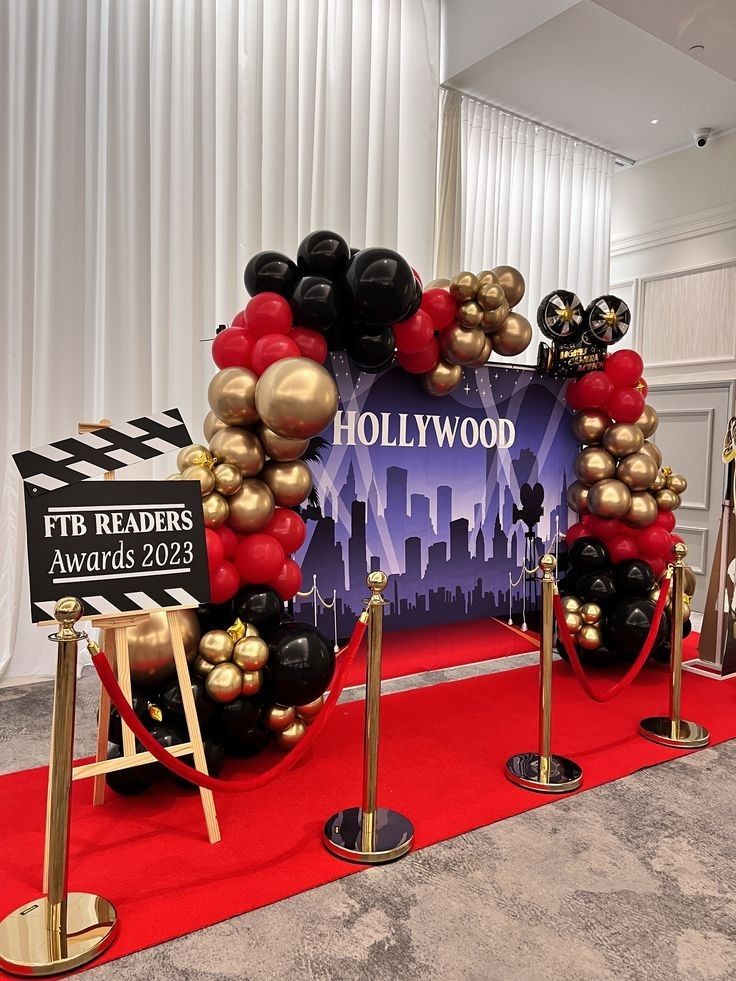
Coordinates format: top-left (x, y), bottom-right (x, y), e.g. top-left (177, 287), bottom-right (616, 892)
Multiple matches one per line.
top-left (464, 383), bottom-right (471, 394)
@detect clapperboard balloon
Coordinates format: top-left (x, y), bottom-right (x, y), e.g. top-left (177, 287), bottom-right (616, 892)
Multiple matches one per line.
top-left (13, 411), bottom-right (210, 622)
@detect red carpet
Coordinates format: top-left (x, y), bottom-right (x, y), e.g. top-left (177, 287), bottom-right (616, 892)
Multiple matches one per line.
top-left (1, 657), bottom-right (734, 978)
top-left (343, 616), bottom-right (538, 687)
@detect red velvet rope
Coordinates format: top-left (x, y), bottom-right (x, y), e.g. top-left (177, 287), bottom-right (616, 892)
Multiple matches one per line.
top-left (89, 615), bottom-right (368, 793)
top-left (553, 575), bottom-right (671, 703)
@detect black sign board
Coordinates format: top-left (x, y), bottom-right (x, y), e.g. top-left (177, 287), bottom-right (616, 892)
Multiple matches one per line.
top-left (24, 480), bottom-right (210, 622)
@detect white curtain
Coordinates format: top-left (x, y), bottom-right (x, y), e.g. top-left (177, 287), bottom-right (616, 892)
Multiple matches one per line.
top-left (0, 0), bottom-right (439, 680)
top-left (435, 88), bottom-right (615, 360)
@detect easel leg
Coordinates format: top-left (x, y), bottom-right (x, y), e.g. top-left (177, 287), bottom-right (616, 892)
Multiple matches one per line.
top-left (115, 627), bottom-right (137, 760)
top-left (92, 630), bottom-right (116, 805)
top-left (167, 611), bottom-right (221, 844)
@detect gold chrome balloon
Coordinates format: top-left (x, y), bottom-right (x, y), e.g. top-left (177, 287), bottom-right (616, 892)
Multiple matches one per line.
top-left (203, 410), bottom-right (228, 442)
top-left (580, 603), bottom-right (602, 625)
top-left (476, 270), bottom-right (499, 287)
top-left (650, 470), bottom-right (666, 492)
top-left (457, 301), bottom-right (483, 327)
top-left (571, 409), bottom-right (610, 445)
top-left (199, 629), bottom-right (235, 665)
top-left (297, 695), bottom-right (324, 722)
top-left (684, 566), bottom-right (696, 596)
top-left (122, 609), bottom-right (200, 687)
top-left (213, 462), bottom-right (242, 496)
top-left (421, 359), bottom-right (464, 397)
top-left (566, 480), bottom-right (590, 514)
top-left (617, 452), bottom-right (658, 491)
top-left (257, 423), bottom-right (309, 462)
top-left (438, 323), bottom-right (486, 365)
top-left (578, 624), bottom-right (602, 651)
top-left (602, 423), bottom-right (644, 458)
top-left (481, 300), bottom-right (509, 332)
top-left (208, 367), bottom-right (259, 427)
top-left (667, 473), bottom-right (687, 494)
top-left (227, 478), bottom-right (275, 533)
top-left (233, 636), bottom-right (269, 671)
top-left (202, 491), bottom-right (229, 529)
top-left (241, 669), bottom-right (263, 696)
top-left (255, 357), bottom-right (339, 440)
top-left (639, 441), bottom-right (663, 468)
top-left (623, 491), bottom-right (658, 527)
top-left (261, 459), bottom-right (313, 508)
top-left (205, 662), bottom-right (243, 703)
top-left (426, 277), bottom-right (451, 290)
top-left (477, 282), bottom-right (506, 311)
top-left (274, 718), bottom-right (307, 750)
top-left (656, 488), bottom-right (680, 511)
top-left (181, 464), bottom-right (216, 496)
top-left (449, 271), bottom-right (478, 302)
top-left (467, 334), bottom-right (493, 367)
top-left (587, 479), bottom-right (632, 518)
top-left (574, 447), bottom-right (616, 484)
top-left (209, 426), bottom-right (264, 477)
top-left (491, 265), bottom-right (525, 307)
top-left (166, 472), bottom-right (182, 480)
top-left (491, 312), bottom-right (532, 356)
top-left (565, 611), bottom-right (582, 634)
top-left (264, 704), bottom-right (297, 733)
top-left (193, 655), bottom-right (215, 676)
top-left (561, 596), bottom-right (581, 614)
top-left (177, 443), bottom-right (210, 472)
top-left (636, 405), bottom-right (659, 439)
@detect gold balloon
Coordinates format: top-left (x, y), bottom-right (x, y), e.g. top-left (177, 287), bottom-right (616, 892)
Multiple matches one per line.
top-left (449, 271), bottom-right (478, 302)
top-left (566, 480), bottom-right (590, 514)
top-left (193, 655), bottom-right (215, 676)
top-left (481, 300), bottom-right (509, 332)
top-left (587, 479), bottom-right (632, 518)
top-left (667, 473), bottom-right (687, 494)
top-left (684, 566), bottom-right (696, 596)
top-left (257, 423), bottom-right (309, 462)
top-left (574, 447), bottom-right (616, 484)
top-left (477, 282), bottom-right (506, 311)
top-left (213, 462), bottom-right (242, 496)
top-left (203, 410), bottom-right (228, 442)
top-left (421, 359), bottom-right (463, 397)
top-left (650, 470), bottom-right (666, 492)
top-left (208, 367), bottom-right (259, 427)
top-left (261, 459), bottom-right (313, 508)
top-left (475, 335), bottom-right (494, 365)
top-left (639, 441), bottom-right (663, 468)
top-left (561, 596), bottom-right (581, 614)
top-left (274, 718), bottom-right (307, 751)
top-left (636, 405), bottom-right (659, 439)
top-left (617, 452), bottom-right (658, 491)
top-left (177, 443), bottom-right (210, 472)
top-left (476, 270), bottom-right (499, 287)
top-left (458, 301), bottom-right (483, 327)
top-left (656, 488), bottom-right (680, 511)
top-left (623, 491), bottom-right (658, 528)
top-left (202, 491), bottom-right (229, 529)
top-left (166, 472), bottom-right (182, 480)
top-left (241, 669), bottom-right (263, 696)
top-left (264, 704), bottom-right (296, 733)
top-left (571, 409), bottom-right (610, 445)
top-left (233, 636), bottom-right (269, 671)
top-left (602, 423), bottom-right (644, 458)
top-left (438, 324), bottom-right (486, 365)
top-left (297, 695), bottom-right (324, 722)
top-left (181, 464), bottom-right (216, 496)
top-left (227, 479), bottom-right (275, 533)
top-left (199, 629), bottom-right (234, 665)
top-left (578, 624), bottom-right (603, 651)
top-left (580, 603), bottom-right (602, 625)
top-left (426, 277), bottom-right (451, 290)
top-left (491, 312), bottom-right (532, 357)
top-left (209, 427), bottom-right (264, 477)
top-left (120, 609), bottom-right (200, 687)
top-left (205, 662), bottom-right (243, 703)
top-left (491, 265), bottom-right (525, 307)
top-left (255, 358), bottom-right (338, 440)
top-left (565, 611), bottom-right (582, 634)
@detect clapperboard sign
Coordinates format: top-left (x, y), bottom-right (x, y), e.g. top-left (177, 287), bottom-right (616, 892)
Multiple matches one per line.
top-left (13, 410), bottom-right (210, 622)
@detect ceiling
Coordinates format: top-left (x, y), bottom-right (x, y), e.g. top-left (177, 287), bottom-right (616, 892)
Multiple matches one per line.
top-left (442, 0), bottom-right (736, 163)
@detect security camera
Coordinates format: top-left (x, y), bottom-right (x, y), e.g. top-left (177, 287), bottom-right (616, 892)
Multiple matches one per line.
top-left (693, 128), bottom-right (710, 148)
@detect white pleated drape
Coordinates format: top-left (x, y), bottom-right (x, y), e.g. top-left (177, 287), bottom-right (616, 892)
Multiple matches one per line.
top-left (0, 0), bottom-right (439, 680)
top-left (435, 88), bottom-right (615, 361)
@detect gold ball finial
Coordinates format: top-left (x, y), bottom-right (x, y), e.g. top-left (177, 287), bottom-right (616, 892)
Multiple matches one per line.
top-left (673, 541), bottom-right (688, 561)
top-left (539, 554), bottom-right (556, 573)
top-left (54, 596), bottom-right (83, 626)
top-left (367, 570), bottom-right (388, 594)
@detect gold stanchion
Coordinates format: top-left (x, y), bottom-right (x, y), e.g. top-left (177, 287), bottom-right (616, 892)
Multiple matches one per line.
top-left (0, 598), bottom-right (118, 977)
top-left (505, 554), bottom-right (583, 793)
top-left (640, 542), bottom-right (710, 748)
top-left (323, 572), bottom-right (414, 863)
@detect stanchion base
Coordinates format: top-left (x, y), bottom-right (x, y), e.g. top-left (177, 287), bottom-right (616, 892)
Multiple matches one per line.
top-left (505, 752), bottom-right (583, 793)
top-left (639, 716), bottom-right (710, 749)
top-left (0, 893), bottom-right (117, 977)
top-left (323, 807), bottom-right (414, 864)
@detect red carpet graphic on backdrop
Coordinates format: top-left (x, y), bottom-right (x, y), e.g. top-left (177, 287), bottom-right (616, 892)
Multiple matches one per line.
top-left (0, 656), bottom-right (734, 977)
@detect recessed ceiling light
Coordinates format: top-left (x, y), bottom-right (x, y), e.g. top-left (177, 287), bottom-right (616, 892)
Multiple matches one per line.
top-left (689, 44), bottom-right (705, 53)
top-left (650, 118), bottom-right (660, 125)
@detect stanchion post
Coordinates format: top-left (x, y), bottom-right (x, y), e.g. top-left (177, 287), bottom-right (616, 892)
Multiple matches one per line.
top-left (0, 598), bottom-right (118, 977)
top-left (505, 554), bottom-right (583, 793)
top-left (323, 571), bottom-right (414, 863)
top-left (640, 543), bottom-right (710, 748)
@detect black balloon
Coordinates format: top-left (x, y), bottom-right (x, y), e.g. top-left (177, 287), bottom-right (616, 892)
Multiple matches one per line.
top-left (291, 276), bottom-right (341, 331)
top-left (576, 572), bottom-right (616, 606)
top-left (345, 247), bottom-right (416, 326)
top-left (266, 622), bottom-right (335, 706)
top-left (297, 230), bottom-right (350, 278)
top-left (402, 279), bottom-right (423, 320)
top-left (139, 724), bottom-right (184, 783)
top-left (558, 571), bottom-right (578, 596)
top-left (175, 736), bottom-right (226, 786)
top-left (234, 585), bottom-right (284, 637)
top-left (614, 559), bottom-right (656, 598)
top-left (106, 691), bottom-right (159, 747)
top-left (218, 699), bottom-right (270, 757)
top-left (568, 537), bottom-right (610, 572)
top-left (345, 326), bottom-right (395, 373)
top-left (105, 744), bottom-right (154, 796)
top-left (244, 251), bottom-right (300, 298)
top-left (196, 601), bottom-right (235, 634)
top-left (683, 618), bottom-right (692, 639)
top-left (319, 320), bottom-right (347, 351)
top-left (609, 599), bottom-right (667, 662)
top-left (161, 675), bottom-right (215, 729)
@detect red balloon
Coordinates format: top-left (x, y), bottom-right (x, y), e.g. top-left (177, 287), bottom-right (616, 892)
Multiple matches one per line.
top-left (231, 309), bottom-right (247, 329)
top-left (263, 508), bottom-right (307, 554)
top-left (567, 371), bottom-right (613, 410)
top-left (671, 533), bottom-right (684, 546)
top-left (586, 516), bottom-right (624, 542)
top-left (245, 292), bottom-right (293, 337)
top-left (251, 333), bottom-right (301, 375)
top-left (291, 327), bottom-right (328, 364)
top-left (209, 561), bottom-right (240, 605)
top-left (204, 528), bottom-right (225, 570)
top-left (606, 387), bottom-right (645, 423)
top-left (420, 288), bottom-right (457, 332)
top-left (212, 327), bottom-right (253, 370)
top-left (604, 349), bottom-right (644, 388)
top-left (393, 309), bottom-right (435, 355)
top-left (235, 533), bottom-right (285, 584)
top-left (638, 525), bottom-right (672, 560)
top-left (647, 556), bottom-right (668, 580)
top-left (397, 338), bottom-right (440, 374)
top-left (565, 521), bottom-right (588, 546)
top-left (653, 510), bottom-right (676, 532)
top-left (269, 558), bottom-right (303, 601)
top-left (608, 534), bottom-right (639, 564)
top-left (217, 525), bottom-right (239, 560)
